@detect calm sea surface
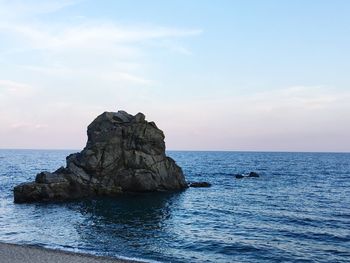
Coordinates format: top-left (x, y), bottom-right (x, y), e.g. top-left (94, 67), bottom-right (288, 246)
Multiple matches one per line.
top-left (0, 150), bottom-right (349, 262)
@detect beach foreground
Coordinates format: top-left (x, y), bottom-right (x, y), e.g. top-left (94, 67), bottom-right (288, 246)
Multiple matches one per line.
top-left (0, 243), bottom-right (142, 263)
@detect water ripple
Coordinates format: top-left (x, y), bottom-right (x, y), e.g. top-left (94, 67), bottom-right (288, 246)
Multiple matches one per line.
top-left (0, 150), bottom-right (350, 262)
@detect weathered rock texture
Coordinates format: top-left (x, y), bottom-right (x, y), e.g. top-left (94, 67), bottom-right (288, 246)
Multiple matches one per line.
top-left (14, 111), bottom-right (187, 203)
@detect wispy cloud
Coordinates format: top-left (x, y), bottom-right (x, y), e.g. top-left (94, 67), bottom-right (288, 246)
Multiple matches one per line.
top-left (0, 0), bottom-right (78, 19)
top-left (150, 86), bottom-right (350, 151)
top-left (10, 122), bottom-right (48, 130)
top-left (245, 86), bottom-right (340, 111)
top-left (0, 79), bottom-right (33, 96)
top-left (0, 2), bottom-right (201, 88)
top-left (0, 79), bottom-right (31, 91)
top-left (0, 0), bottom-right (204, 149)
top-left (0, 23), bottom-right (202, 51)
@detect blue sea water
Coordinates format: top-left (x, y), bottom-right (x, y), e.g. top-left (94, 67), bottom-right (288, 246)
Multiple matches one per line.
top-left (0, 150), bottom-right (349, 263)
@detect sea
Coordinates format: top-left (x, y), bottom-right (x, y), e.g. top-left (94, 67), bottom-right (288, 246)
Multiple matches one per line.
top-left (0, 149), bottom-right (349, 263)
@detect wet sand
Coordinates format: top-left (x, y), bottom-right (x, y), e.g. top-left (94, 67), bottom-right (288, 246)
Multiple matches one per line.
top-left (0, 242), bottom-right (143, 263)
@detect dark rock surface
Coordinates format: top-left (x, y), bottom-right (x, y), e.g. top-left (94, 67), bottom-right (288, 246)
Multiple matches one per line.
top-left (248, 172), bottom-right (260, 177)
top-left (14, 110), bottom-right (187, 203)
top-left (235, 172), bottom-right (260, 179)
top-left (189, 182), bottom-right (211, 188)
top-left (235, 174), bottom-right (244, 179)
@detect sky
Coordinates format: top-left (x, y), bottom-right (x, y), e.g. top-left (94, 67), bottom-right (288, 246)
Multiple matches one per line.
top-left (0, 0), bottom-right (350, 152)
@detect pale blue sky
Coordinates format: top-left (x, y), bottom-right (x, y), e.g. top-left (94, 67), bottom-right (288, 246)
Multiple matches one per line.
top-left (0, 0), bottom-right (349, 151)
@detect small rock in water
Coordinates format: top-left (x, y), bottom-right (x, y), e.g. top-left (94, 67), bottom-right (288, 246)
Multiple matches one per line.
top-left (235, 172), bottom-right (260, 179)
top-left (248, 172), bottom-right (260, 177)
top-left (189, 182), bottom-right (211, 188)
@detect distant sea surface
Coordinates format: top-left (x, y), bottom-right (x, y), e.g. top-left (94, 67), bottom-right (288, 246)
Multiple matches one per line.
top-left (0, 150), bottom-right (349, 263)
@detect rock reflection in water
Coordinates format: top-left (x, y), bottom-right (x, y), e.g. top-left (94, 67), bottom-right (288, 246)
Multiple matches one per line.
top-left (68, 192), bottom-right (185, 260)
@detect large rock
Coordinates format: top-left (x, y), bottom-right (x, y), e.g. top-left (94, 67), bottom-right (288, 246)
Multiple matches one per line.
top-left (14, 110), bottom-right (187, 203)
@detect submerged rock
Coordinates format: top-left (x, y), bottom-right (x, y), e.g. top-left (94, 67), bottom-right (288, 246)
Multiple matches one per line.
top-left (235, 174), bottom-right (244, 179)
top-left (234, 172), bottom-right (260, 179)
top-left (248, 172), bottom-right (260, 177)
top-left (14, 110), bottom-right (187, 203)
top-left (189, 182), bottom-right (211, 188)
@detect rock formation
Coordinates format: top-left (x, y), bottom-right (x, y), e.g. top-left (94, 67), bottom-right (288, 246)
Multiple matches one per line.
top-left (235, 172), bottom-right (260, 179)
top-left (14, 110), bottom-right (187, 203)
top-left (189, 182), bottom-right (211, 188)
top-left (248, 172), bottom-right (259, 177)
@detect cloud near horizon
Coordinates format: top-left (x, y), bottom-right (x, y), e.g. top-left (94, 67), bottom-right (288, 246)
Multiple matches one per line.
top-left (1, 82), bottom-right (349, 151)
top-left (153, 86), bottom-right (350, 152)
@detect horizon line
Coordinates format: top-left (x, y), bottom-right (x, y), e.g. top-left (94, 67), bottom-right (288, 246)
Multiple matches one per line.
top-left (0, 148), bottom-right (349, 154)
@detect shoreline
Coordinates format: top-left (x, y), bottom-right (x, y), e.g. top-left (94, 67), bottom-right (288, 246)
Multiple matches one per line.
top-left (0, 242), bottom-right (145, 263)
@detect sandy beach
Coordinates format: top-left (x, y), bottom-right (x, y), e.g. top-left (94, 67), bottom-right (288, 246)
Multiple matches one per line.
top-left (0, 243), bottom-right (142, 263)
